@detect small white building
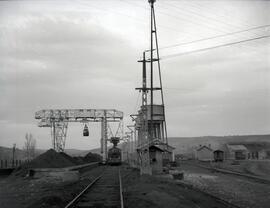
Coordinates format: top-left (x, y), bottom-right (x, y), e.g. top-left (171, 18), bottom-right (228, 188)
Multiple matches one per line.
top-left (196, 145), bottom-right (213, 161)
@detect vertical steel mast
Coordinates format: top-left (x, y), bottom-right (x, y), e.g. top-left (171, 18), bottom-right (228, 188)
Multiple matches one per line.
top-left (149, 0), bottom-right (167, 145)
top-left (150, 0), bottom-right (154, 141)
top-left (134, 0), bottom-right (169, 175)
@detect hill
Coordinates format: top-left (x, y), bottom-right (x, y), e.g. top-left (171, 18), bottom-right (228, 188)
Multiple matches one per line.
top-left (168, 134), bottom-right (270, 154)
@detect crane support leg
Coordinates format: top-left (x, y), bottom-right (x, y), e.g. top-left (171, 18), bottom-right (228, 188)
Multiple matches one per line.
top-left (101, 116), bottom-right (108, 163)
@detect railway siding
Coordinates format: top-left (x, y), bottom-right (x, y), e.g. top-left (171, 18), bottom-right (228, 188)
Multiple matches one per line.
top-left (185, 161), bottom-right (270, 184)
top-left (65, 166), bottom-right (123, 208)
top-left (176, 163), bottom-right (270, 208)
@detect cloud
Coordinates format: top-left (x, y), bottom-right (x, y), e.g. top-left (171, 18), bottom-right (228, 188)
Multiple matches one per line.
top-left (0, 0), bottom-right (269, 149)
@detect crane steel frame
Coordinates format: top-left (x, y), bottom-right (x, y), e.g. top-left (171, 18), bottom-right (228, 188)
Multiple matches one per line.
top-left (35, 109), bottom-right (124, 162)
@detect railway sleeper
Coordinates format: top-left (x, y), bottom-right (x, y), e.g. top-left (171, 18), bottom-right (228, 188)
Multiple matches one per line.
top-left (77, 200), bottom-right (120, 208)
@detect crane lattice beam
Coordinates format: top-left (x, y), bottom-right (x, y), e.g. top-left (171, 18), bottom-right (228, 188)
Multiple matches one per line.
top-left (35, 109), bottom-right (124, 162)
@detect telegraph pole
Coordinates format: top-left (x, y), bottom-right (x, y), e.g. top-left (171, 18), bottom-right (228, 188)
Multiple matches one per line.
top-left (12, 143), bottom-right (16, 168)
top-left (149, 0), bottom-right (155, 142)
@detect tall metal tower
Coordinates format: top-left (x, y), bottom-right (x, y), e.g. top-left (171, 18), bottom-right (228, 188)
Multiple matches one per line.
top-left (134, 0), bottom-right (168, 175)
top-left (148, 0), bottom-right (167, 144)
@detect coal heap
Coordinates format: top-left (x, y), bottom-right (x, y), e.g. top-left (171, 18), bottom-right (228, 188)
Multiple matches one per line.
top-left (26, 149), bottom-right (75, 168)
top-left (59, 152), bottom-right (78, 165)
top-left (13, 149), bottom-right (76, 176)
top-left (72, 156), bottom-right (86, 165)
top-left (13, 149), bottom-right (102, 176)
top-left (84, 152), bottom-right (102, 163)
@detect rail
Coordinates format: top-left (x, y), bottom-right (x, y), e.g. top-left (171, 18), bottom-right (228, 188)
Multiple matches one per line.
top-left (184, 161), bottom-right (270, 184)
top-left (65, 175), bottom-right (102, 208)
top-left (64, 166), bottom-right (124, 208)
top-left (177, 180), bottom-right (242, 208)
top-left (119, 169), bottom-right (124, 208)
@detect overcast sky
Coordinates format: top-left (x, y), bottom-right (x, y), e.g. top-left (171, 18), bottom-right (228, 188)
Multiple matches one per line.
top-left (0, 0), bottom-right (269, 150)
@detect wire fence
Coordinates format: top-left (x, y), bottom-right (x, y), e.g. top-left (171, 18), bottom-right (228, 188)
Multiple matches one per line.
top-left (0, 159), bottom-right (29, 169)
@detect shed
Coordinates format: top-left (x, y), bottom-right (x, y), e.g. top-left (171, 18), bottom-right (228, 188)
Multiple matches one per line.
top-left (243, 143), bottom-right (268, 160)
top-left (196, 145), bottom-right (213, 161)
top-left (226, 144), bottom-right (248, 160)
top-left (153, 143), bottom-right (175, 165)
top-left (149, 145), bottom-right (164, 174)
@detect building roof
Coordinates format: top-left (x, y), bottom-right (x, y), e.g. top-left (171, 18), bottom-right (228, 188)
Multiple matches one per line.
top-left (243, 143), bottom-right (270, 152)
top-left (227, 144), bottom-right (247, 151)
top-left (197, 145), bottom-right (213, 151)
top-left (149, 145), bottom-right (164, 152)
top-left (213, 149), bottom-right (224, 153)
top-left (155, 144), bottom-right (175, 152)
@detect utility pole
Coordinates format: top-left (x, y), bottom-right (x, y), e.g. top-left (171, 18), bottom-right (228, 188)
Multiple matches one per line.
top-left (12, 143), bottom-right (16, 168)
top-left (150, 0), bottom-right (155, 142)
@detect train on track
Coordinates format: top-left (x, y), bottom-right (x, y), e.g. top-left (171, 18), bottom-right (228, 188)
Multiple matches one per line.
top-left (107, 146), bottom-right (122, 165)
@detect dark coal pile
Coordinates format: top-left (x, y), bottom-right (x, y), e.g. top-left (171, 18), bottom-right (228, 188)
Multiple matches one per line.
top-left (59, 152), bottom-right (78, 165)
top-left (26, 149), bottom-right (75, 168)
top-left (13, 149), bottom-right (76, 176)
top-left (12, 149), bottom-right (102, 176)
top-left (84, 152), bottom-right (102, 163)
top-left (73, 156), bottom-right (86, 165)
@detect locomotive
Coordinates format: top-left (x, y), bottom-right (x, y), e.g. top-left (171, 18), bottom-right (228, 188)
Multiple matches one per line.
top-left (107, 137), bottom-right (122, 165)
top-left (107, 146), bottom-right (122, 165)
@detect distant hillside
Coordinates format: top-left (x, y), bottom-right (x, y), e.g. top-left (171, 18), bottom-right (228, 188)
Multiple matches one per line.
top-left (1, 134), bottom-right (269, 160)
top-left (88, 135), bottom-right (270, 156)
top-left (168, 134), bottom-right (270, 154)
top-left (64, 149), bottom-right (91, 157)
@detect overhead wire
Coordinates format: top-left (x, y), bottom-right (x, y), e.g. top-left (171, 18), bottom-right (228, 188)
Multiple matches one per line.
top-left (161, 1), bottom-right (236, 34)
top-left (160, 1), bottom-right (269, 53)
top-left (187, 0), bottom-right (262, 30)
top-left (118, 0), bottom-right (192, 35)
top-left (164, 0), bottom-right (261, 37)
top-left (77, 1), bottom-right (269, 61)
top-left (121, 0), bottom-right (228, 39)
top-left (161, 34), bottom-right (270, 60)
top-left (156, 2), bottom-right (237, 35)
top-left (157, 24), bottom-right (270, 51)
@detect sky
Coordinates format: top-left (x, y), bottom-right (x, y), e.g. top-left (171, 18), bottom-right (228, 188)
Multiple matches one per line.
top-left (0, 0), bottom-right (269, 150)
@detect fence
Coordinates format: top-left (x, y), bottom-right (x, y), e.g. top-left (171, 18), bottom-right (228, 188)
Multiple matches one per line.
top-left (0, 159), bottom-right (29, 169)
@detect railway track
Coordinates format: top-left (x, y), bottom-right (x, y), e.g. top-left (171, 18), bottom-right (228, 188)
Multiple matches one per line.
top-left (183, 161), bottom-right (270, 184)
top-left (177, 181), bottom-right (242, 208)
top-left (65, 166), bottom-right (124, 208)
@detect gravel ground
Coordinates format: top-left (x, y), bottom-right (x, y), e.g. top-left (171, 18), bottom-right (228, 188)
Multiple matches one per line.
top-left (121, 166), bottom-right (234, 208)
top-left (176, 162), bottom-right (270, 208)
top-left (197, 160), bottom-right (270, 180)
top-left (0, 166), bottom-right (105, 208)
top-left (2, 164), bottom-right (267, 208)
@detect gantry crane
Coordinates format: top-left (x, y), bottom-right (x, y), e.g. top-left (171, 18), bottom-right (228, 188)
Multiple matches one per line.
top-left (35, 109), bottom-right (123, 162)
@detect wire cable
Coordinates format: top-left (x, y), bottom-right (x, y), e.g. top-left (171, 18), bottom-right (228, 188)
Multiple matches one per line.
top-left (163, 1), bottom-right (261, 37)
top-left (161, 35), bottom-right (270, 60)
top-left (158, 24), bottom-right (270, 51)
